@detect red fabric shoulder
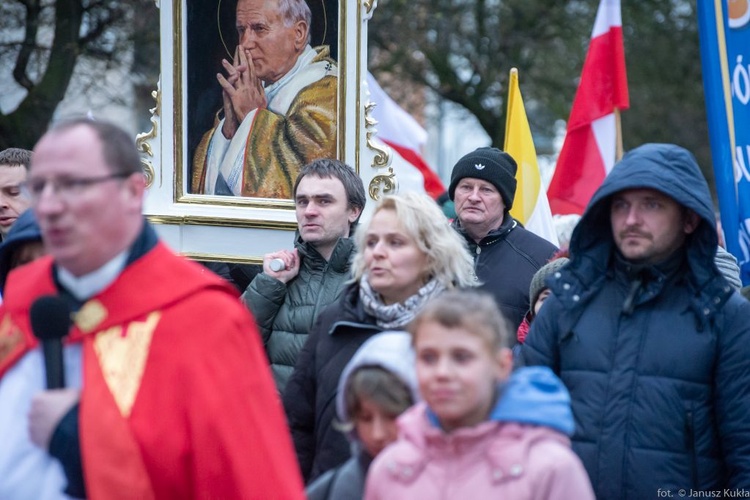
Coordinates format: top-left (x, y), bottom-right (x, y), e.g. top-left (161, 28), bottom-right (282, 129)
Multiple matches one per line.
top-left (0, 257), bottom-right (56, 377)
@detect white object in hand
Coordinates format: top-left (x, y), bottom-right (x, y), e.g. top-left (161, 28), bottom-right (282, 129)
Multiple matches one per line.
top-left (269, 258), bottom-right (286, 272)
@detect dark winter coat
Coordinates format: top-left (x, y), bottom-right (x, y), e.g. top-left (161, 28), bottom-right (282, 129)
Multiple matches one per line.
top-left (306, 330), bottom-right (418, 500)
top-left (454, 215), bottom-right (557, 329)
top-left (0, 209), bottom-right (42, 295)
top-left (242, 236), bottom-right (354, 392)
top-left (283, 282), bottom-right (382, 483)
top-left (306, 454), bottom-right (369, 500)
top-left (522, 144), bottom-right (750, 498)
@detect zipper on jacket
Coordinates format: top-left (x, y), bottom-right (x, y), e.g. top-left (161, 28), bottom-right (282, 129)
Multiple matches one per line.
top-left (685, 408), bottom-right (698, 488)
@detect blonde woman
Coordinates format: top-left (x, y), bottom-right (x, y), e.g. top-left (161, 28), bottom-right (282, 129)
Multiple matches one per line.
top-left (283, 192), bottom-right (474, 483)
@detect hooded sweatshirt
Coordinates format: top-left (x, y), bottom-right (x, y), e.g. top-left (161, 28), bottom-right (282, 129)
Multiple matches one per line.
top-left (365, 366), bottom-right (593, 500)
top-left (0, 209), bottom-right (42, 296)
top-left (306, 331), bottom-right (419, 500)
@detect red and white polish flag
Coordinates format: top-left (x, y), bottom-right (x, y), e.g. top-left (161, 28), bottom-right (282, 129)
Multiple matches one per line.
top-left (547, 0), bottom-right (629, 215)
top-left (366, 73), bottom-right (446, 199)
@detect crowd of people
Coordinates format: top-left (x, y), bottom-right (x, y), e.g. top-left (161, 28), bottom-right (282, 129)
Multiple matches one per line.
top-left (0, 115), bottom-right (749, 500)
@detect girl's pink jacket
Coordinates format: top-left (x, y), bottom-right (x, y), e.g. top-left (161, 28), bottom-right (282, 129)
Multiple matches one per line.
top-left (364, 402), bottom-right (594, 500)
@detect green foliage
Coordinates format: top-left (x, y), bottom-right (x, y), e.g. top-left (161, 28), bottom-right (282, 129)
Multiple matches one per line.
top-left (621, 1), bottom-right (711, 184)
top-left (369, 0), bottom-right (714, 190)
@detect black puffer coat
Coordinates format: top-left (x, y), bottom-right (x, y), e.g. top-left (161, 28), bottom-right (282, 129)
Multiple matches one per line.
top-left (283, 283), bottom-right (381, 483)
top-left (522, 144), bottom-right (750, 498)
top-left (454, 215), bottom-right (557, 329)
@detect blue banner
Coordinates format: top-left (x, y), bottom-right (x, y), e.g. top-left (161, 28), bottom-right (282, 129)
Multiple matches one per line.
top-left (698, 0), bottom-right (750, 286)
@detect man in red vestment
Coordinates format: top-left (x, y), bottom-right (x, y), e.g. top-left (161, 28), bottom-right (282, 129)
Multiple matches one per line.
top-left (0, 118), bottom-right (304, 499)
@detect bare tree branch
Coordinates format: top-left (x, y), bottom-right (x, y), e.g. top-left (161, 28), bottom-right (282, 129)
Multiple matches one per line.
top-left (12, 0), bottom-right (42, 90)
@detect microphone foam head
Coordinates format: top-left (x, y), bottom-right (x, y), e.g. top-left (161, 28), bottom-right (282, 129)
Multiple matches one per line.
top-left (30, 295), bottom-right (72, 341)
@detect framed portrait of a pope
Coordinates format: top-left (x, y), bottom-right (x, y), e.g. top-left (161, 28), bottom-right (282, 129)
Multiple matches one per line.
top-left (187, 0), bottom-right (340, 200)
top-left (139, 0), bottom-right (396, 262)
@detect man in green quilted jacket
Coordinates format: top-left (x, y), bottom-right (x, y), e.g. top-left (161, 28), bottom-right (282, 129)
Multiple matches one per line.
top-left (242, 159), bottom-right (365, 393)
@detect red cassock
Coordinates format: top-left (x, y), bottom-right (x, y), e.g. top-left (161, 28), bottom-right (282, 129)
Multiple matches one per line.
top-left (0, 243), bottom-right (304, 499)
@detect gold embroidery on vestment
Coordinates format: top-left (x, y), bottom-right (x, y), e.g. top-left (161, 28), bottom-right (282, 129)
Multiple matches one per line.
top-left (93, 312), bottom-right (161, 417)
top-left (0, 315), bottom-right (24, 363)
top-left (74, 300), bottom-right (108, 333)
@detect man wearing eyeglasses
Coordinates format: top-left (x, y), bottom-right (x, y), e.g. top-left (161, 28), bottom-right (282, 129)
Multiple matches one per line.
top-left (0, 118), bottom-right (304, 499)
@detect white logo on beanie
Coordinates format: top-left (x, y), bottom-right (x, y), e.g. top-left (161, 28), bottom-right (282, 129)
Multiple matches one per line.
top-left (474, 163), bottom-right (486, 170)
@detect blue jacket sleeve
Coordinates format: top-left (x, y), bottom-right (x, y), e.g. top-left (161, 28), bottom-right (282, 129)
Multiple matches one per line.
top-left (714, 294), bottom-right (750, 487)
top-left (519, 295), bottom-right (562, 373)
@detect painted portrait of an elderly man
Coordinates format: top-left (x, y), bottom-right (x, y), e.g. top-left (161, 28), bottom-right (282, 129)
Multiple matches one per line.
top-left (190, 0), bottom-right (338, 199)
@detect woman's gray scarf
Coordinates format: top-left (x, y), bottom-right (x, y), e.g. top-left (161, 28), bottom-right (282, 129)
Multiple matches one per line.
top-left (359, 276), bottom-right (446, 329)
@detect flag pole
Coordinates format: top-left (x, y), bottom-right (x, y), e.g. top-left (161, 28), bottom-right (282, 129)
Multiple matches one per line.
top-left (615, 107), bottom-right (624, 161)
top-left (503, 66), bottom-right (560, 245)
top-left (504, 68), bottom-right (519, 150)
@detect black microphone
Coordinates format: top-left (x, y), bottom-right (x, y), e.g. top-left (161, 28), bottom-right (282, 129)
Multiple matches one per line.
top-left (30, 295), bottom-right (72, 389)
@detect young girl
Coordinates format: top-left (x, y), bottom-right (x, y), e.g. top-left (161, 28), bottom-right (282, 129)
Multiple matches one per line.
top-left (307, 331), bottom-right (419, 500)
top-left (516, 252), bottom-right (570, 346)
top-left (365, 290), bottom-right (594, 500)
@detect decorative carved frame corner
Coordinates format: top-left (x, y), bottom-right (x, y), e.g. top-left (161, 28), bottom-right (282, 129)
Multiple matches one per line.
top-left (138, 0), bottom-right (393, 261)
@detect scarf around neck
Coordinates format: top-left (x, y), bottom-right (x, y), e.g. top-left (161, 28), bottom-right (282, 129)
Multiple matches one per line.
top-left (359, 276), bottom-right (446, 329)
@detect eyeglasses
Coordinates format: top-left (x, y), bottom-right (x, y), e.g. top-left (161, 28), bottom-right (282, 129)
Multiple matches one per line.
top-left (23, 173), bottom-right (131, 201)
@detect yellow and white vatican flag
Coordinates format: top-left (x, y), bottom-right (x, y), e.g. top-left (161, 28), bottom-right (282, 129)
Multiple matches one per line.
top-left (504, 68), bottom-right (559, 246)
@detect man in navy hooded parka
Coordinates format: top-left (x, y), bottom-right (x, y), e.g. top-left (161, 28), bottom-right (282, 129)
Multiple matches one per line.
top-left (522, 143), bottom-right (750, 498)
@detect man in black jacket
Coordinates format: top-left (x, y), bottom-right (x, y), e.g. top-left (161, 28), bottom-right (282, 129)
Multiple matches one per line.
top-left (449, 147), bottom-right (557, 329)
top-left (522, 143), bottom-right (750, 497)
top-left (242, 159), bottom-right (365, 393)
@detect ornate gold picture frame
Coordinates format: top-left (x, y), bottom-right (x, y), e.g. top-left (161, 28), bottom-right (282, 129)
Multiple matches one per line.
top-left (140, 0), bottom-right (397, 262)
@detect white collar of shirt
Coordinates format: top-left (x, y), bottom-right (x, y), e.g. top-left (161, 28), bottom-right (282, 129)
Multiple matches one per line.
top-left (56, 250), bottom-right (129, 301)
top-left (264, 44), bottom-right (315, 104)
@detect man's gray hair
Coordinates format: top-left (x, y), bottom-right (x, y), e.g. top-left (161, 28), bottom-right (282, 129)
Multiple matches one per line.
top-left (278, 0), bottom-right (312, 45)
